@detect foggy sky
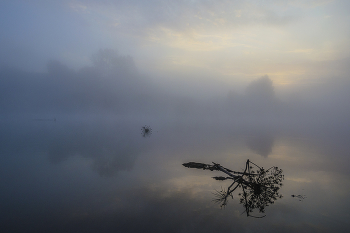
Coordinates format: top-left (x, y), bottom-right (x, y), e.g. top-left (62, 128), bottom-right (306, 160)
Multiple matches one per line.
top-left (1, 0), bottom-right (350, 90)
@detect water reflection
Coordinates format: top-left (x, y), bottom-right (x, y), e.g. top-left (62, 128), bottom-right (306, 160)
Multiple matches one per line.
top-left (246, 131), bottom-right (274, 158)
top-left (47, 123), bottom-right (143, 177)
top-left (1, 119), bottom-right (350, 232)
top-left (291, 194), bottom-right (306, 201)
top-left (0, 119), bottom-right (148, 177)
top-left (183, 160), bottom-right (284, 218)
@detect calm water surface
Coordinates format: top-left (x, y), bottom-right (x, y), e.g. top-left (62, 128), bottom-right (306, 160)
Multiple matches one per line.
top-left (1, 116), bottom-right (350, 232)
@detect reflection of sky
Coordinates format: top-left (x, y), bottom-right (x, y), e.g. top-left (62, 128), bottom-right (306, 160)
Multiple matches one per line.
top-left (1, 119), bottom-right (350, 232)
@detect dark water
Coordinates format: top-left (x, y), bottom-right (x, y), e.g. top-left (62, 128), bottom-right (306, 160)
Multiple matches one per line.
top-left (1, 116), bottom-right (350, 233)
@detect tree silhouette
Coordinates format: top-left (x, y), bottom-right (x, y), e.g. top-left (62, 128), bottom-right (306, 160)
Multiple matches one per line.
top-left (91, 48), bottom-right (136, 75)
top-left (183, 159), bottom-right (284, 218)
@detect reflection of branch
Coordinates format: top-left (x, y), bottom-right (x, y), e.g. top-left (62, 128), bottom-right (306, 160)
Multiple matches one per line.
top-left (213, 182), bottom-right (240, 208)
top-left (183, 159), bottom-right (284, 217)
top-left (241, 185), bottom-right (266, 218)
top-left (291, 194), bottom-right (306, 201)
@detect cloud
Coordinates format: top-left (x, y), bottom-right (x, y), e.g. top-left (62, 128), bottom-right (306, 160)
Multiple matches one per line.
top-left (67, 0), bottom-right (299, 50)
top-left (285, 0), bottom-right (335, 8)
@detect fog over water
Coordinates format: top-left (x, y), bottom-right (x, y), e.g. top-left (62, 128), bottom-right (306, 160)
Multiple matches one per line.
top-left (1, 50), bottom-right (350, 232)
top-left (1, 1), bottom-right (350, 232)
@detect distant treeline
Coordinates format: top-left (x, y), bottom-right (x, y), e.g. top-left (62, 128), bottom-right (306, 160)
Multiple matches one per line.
top-left (2, 49), bottom-right (349, 130)
top-left (0, 50), bottom-right (281, 117)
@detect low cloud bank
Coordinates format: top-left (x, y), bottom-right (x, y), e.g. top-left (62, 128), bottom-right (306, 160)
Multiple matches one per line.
top-left (1, 49), bottom-right (350, 134)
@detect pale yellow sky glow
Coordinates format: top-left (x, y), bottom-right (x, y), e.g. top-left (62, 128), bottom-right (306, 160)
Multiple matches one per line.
top-left (65, 0), bottom-right (348, 89)
top-left (1, 0), bottom-right (349, 91)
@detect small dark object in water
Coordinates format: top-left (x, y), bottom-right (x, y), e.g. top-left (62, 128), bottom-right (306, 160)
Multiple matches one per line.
top-left (291, 194), bottom-right (306, 201)
top-left (141, 125), bottom-right (152, 137)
